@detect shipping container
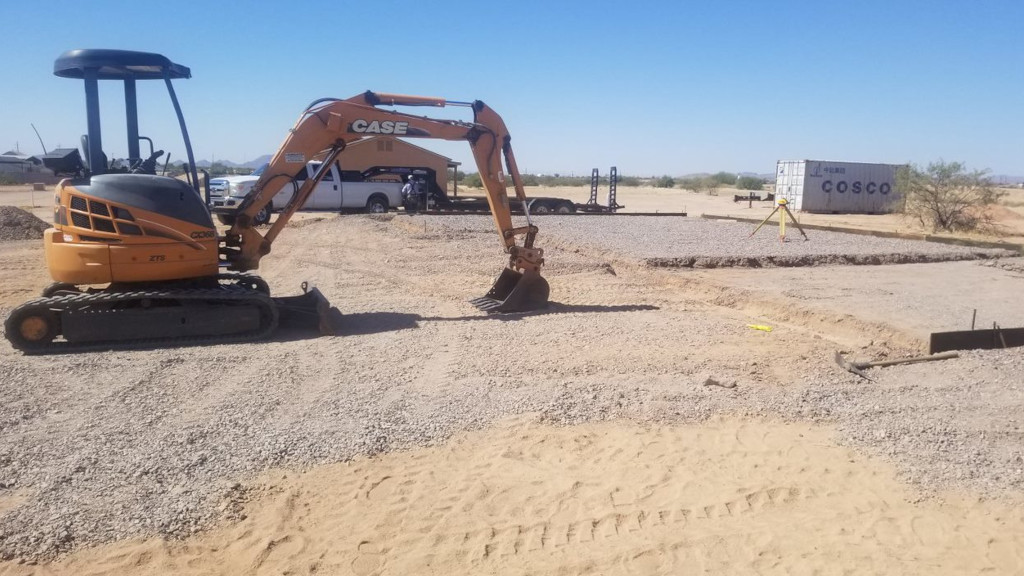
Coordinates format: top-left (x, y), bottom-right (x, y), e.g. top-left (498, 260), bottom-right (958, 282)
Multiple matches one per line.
top-left (775, 160), bottom-right (903, 213)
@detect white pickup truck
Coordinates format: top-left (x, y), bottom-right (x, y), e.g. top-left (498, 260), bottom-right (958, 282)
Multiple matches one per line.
top-left (208, 161), bottom-right (404, 225)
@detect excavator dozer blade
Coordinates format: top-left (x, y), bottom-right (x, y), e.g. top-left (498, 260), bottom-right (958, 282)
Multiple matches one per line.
top-left (274, 283), bottom-right (343, 335)
top-left (470, 268), bottom-right (550, 313)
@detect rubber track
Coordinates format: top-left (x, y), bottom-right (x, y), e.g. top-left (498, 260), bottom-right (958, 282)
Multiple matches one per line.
top-left (5, 287), bottom-right (278, 354)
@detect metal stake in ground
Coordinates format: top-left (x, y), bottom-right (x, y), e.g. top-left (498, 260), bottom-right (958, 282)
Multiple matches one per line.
top-left (749, 198), bottom-right (809, 242)
top-left (834, 350), bottom-right (959, 381)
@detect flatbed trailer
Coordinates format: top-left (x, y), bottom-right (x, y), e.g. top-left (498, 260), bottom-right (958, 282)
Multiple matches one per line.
top-left (362, 165), bottom-right (623, 215)
top-left (433, 194), bottom-right (584, 214)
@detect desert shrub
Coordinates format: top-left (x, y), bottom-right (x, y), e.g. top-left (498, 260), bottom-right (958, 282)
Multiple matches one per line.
top-left (736, 176), bottom-right (763, 190)
top-left (677, 177), bottom-right (719, 195)
top-left (711, 171), bottom-right (736, 186)
top-left (677, 177), bottom-right (701, 193)
top-left (654, 175), bottom-right (675, 188)
top-left (899, 161), bottom-right (1004, 232)
top-left (462, 172), bottom-right (483, 188)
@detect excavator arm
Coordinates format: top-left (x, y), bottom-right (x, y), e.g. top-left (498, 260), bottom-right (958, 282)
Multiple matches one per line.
top-left (220, 91), bottom-right (549, 312)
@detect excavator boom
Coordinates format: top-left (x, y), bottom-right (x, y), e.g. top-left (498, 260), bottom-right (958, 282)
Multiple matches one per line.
top-left (222, 91), bottom-right (549, 313)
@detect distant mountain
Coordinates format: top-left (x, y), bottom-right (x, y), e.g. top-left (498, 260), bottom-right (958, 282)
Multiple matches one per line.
top-left (738, 171), bottom-right (776, 181)
top-left (195, 159), bottom-right (241, 168)
top-left (679, 172), bottom-right (775, 181)
top-left (194, 155), bottom-right (271, 169)
top-left (243, 155), bottom-right (272, 169)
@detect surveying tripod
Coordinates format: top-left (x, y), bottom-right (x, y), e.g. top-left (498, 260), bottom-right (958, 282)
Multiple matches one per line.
top-left (749, 198), bottom-right (809, 241)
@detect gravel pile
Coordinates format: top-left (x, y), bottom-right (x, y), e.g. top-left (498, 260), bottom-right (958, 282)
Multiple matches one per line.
top-left (0, 207), bottom-right (48, 242)
top-left (420, 215), bottom-right (1015, 267)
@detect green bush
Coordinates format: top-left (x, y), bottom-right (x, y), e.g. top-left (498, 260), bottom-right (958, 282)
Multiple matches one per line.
top-left (736, 176), bottom-right (763, 190)
top-left (462, 172), bottom-right (483, 188)
top-left (519, 173), bottom-right (539, 186)
top-left (677, 177), bottom-right (701, 192)
top-left (711, 171), bottom-right (737, 186)
top-left (678, 177), bottom-right (720, 195)
top-left (654, 175), bottom-right (675, 188)
top-left (899, 160), bottom-right (1003, 232)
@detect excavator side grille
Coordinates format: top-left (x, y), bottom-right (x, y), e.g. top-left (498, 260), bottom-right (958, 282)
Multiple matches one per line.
top-left (118, 222), bottom-right (142, 235)
top-left (66, 194), bottom-right (140, 237)
top-left (89, 200), bottom-right (110, 217)
top-left (70, 212), bottom-right (91, 228)
top-left (93, 217), bottom-right (116, 233)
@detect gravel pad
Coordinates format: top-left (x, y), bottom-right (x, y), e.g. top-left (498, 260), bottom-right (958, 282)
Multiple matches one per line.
top-left (420, 215), bottom-right (1014, 267)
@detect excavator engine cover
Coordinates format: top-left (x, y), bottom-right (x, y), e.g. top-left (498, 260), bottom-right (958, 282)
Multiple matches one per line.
top-left (472, 267), bottom-right (550, 313)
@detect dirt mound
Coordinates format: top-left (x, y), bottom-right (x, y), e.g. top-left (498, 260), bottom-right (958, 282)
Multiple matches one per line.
top-left (643, 251), bottom-right (1004, 269)
top-left (0, 206), bottom-right (48, 242)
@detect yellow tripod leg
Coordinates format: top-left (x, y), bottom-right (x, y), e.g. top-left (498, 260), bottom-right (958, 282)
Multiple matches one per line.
top-left (749, 207), bottom-right (780, 238)
top-left (783, 205), bottom-right (809, 241)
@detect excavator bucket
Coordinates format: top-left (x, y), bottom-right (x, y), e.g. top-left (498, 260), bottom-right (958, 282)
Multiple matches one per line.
top-left (274, 282), bottom-right (343, 335)
top-left (471, 267), bottom-right (550, 313)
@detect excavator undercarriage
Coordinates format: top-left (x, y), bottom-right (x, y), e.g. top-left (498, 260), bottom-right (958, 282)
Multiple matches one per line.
top-left (5, 274), bottom-right (336, 353)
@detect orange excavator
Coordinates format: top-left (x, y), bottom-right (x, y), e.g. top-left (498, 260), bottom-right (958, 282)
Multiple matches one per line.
top-left (4, 49), bottom-right (548, 353)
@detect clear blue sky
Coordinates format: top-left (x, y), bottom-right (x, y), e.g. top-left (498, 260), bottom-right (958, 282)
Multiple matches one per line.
top-left (1, 0), bottom-right (1021, 177)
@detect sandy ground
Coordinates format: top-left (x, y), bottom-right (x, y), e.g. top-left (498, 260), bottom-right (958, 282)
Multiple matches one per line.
top-left (9, 418), bottom-right (1023, 575)
top-left (693, 260), bottom-right (1024, 340)
top-left (1, 183), bottom-right (1023, 574)
top-left (539, 183), bottom-right (1024, 245)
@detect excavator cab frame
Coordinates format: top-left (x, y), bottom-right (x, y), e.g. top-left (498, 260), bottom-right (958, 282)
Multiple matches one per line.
top-left (50, 49), bottom-right (200, 187)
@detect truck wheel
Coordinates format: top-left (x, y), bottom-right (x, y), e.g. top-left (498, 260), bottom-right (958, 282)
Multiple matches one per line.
top-left (217, 214), bottom-right (236, 226)
top-left (531, 200), bottom-right (551, 214)
top-left (555, 201), bottom-right (575, 214)
top-left (366, 195), bottom-right (389, 214)
top-left (253, 204), bottom-right (272, 226)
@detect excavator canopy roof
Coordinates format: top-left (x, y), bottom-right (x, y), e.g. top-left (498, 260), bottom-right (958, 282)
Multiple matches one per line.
top-left (54, 49), bottom-right (191, 80)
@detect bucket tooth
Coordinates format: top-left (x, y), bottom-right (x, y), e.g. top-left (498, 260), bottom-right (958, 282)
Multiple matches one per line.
top-left (473, 268), bottom-right (550, 313)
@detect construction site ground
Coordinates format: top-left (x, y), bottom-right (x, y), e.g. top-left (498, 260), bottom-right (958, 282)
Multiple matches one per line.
top-left (0, 183), bottom-right (1023, 574)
